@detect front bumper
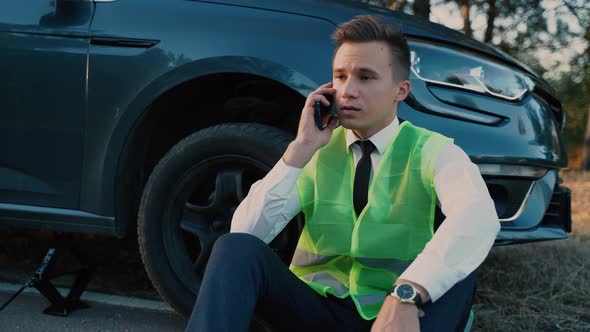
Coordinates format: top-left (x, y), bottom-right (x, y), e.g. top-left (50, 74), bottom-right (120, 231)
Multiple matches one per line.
top-left (488, 169), bottom-right (572, 245)
top-left (398, 63), bottom-right (570, 246)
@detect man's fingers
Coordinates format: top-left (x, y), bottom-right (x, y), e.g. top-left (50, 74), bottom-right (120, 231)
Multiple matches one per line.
top-left (315, 87), bottom-right (336, 96)
top-left (305, 88), bottom-right (336, 107)
top-left (317, 94), bottom-right (332, 106)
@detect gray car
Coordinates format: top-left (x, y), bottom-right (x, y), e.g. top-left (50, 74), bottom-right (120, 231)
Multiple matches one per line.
top-left (0, 0), bottom-right (571, 322)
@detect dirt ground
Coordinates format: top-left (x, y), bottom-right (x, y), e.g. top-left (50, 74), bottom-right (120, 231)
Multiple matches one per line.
top-left (1, 171), bottom-right (589, 331)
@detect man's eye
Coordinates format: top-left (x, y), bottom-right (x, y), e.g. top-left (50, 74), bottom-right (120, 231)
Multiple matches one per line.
top-left (360, 76), bottom-right (372, 80)
top-left (334, 75), bottom-right (346, 80)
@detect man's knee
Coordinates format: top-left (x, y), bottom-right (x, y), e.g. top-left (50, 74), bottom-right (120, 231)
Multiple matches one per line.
top-left (210, 232), bottom-right (268, 262)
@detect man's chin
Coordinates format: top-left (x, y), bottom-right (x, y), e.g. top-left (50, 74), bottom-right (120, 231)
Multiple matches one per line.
top-left (338, 119), bottom-right (361, 130)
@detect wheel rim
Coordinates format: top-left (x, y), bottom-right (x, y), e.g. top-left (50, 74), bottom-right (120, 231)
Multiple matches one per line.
top-left (159, 154), bottom-right (301, 294)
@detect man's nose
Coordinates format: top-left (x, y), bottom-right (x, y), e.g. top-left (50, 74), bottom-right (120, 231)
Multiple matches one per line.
top-left (340, 79), bottom-right (359, 99)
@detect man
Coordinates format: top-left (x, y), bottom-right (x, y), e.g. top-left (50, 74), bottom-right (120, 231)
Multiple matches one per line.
top-left (185, 15), bottom-right (499, 332)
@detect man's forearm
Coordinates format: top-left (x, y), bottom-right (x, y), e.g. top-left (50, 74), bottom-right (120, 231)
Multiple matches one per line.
top-left (397, 199), bottom-right (499, 302)
top-left (230, 159), bottom-right (302, 243)
top-left (396, 143), bottom-right (500, 302)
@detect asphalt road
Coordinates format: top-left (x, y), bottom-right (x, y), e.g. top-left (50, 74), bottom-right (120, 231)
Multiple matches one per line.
top-left (0, 286), bottom-right (186, 332)
top-left (0, 229), bottom-right (193, 331)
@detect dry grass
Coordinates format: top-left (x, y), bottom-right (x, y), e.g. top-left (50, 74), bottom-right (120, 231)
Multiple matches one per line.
top-left (473, 171), bottom-right (590, 331)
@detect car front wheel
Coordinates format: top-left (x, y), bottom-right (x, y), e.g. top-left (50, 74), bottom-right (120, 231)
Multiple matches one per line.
top-left (137, 123), bottom-right (301, 322)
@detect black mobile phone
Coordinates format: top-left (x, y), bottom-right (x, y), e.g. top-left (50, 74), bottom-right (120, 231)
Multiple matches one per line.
top-left (314, 93), bottom-right (334, 130)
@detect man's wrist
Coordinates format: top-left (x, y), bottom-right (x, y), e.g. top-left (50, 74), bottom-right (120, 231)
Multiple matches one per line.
top-left (386, 295), bottom-right (426, 319)
top-left (282, 140), bottom-right (319, 168)
top-left (384, 295), bottom-right (424, 319)
top-left (388, 296), bottom-right (418, 309)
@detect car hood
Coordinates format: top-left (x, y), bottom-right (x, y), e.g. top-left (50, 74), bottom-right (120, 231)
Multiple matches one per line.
top-left (202, 0), bottom-right (539, 78)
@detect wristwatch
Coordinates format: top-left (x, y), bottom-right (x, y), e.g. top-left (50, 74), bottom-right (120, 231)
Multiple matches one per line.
top-left (389, 283), bottom-right (423, 307)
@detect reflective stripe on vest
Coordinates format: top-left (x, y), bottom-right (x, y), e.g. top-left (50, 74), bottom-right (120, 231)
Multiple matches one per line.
top-left (355, 293), bottom-right (387, 307)
top-left (290, 249), bottom-right (339, 268)
top-left (354, 257), bottom-right (413, 276)
top-left (302, 271), bottom-right (349, 297)
top-left (291, 250), bottom-right (413, 278)
top-left (290, 121), bottom-right (452, 320)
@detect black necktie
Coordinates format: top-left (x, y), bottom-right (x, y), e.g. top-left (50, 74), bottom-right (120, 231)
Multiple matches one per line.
top-left (353, 140), bottom-right (376, 217)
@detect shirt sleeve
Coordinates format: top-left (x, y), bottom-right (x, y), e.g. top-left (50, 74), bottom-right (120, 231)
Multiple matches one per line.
top-left (398, 142), bottom-right (500, 302)
top-left (230, 158), bottom-right (303, 244)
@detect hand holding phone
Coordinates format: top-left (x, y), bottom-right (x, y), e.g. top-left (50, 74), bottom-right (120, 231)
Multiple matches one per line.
top-left (283, 83), bottom-right (336, 168)
top-left (314, 93), bottom-right (335, 130)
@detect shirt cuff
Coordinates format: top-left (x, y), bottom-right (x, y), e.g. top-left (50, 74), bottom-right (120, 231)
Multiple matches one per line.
top-left (398, 257), bottom-right (459, 303)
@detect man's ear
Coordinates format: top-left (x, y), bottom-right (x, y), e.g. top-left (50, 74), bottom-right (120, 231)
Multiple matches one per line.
top-left (394, 80), bottom-right (411, 102)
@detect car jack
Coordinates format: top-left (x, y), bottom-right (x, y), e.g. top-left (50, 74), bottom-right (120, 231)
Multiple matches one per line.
top-left (0, 234), bottom-right (96, 316)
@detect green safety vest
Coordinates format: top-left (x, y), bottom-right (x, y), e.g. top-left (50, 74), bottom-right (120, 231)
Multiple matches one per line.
top-left (289, 121), bottom-right (452, 320)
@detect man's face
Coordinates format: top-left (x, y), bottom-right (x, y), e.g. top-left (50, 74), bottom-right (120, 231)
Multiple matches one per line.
top-left (332, 41), bottom-right (410, 139)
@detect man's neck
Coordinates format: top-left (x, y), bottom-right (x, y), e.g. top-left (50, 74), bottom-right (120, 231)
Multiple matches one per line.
top-left (352, 111), bottom-right (397, 140)
top-left (352, 115), bottom-right (398, 140)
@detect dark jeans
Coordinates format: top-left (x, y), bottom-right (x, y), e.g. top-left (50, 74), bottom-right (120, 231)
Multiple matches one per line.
top-left (185, 233), bottom-right (476, 332)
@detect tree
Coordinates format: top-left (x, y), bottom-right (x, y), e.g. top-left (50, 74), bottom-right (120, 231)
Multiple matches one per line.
top-left (413, 0), bottom-right (431, 18)
top-left (583, 107), bottom-right (590, 169)
top-left (561, 1), bottom-right (590, 169)
top-left (483, 0), bottom-right (497, 43)
top-left (389, 0), bottom-right (409, 11)
top-left (550, 73), bottom-right (590, 168)
top-left (359, 0), bottom-right (426, 16)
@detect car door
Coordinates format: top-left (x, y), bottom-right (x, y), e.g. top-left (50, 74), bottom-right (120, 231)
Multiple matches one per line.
top-left (0, 0), bottom-right (93, 209)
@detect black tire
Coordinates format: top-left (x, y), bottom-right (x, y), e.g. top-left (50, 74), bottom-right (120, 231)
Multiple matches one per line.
top-left (137, 123), bottom-right (302, 322)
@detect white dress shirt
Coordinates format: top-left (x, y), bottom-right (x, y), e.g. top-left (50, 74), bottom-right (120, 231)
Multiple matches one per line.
top-left (230, 117), bottom-right (500, 302)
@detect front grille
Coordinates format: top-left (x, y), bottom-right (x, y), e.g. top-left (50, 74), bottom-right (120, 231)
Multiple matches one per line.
top-left (542, 186), bottom-right (572, 232)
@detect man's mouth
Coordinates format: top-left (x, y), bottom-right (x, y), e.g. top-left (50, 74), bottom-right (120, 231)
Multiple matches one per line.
top-left (341, 105), bottom-right (360, 111)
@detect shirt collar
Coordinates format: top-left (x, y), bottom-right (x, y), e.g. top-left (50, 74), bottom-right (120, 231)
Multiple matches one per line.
top-left (346, 117), bottom-right (400, 155)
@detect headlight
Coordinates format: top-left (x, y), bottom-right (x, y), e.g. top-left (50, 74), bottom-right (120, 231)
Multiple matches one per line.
top-left (409, 42), bottom-right (535, 101)
top-left (477, 164), bottom-right (548, 179)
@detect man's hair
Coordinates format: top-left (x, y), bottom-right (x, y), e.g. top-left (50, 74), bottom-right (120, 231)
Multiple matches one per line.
top-left (331, 15), bottom-right (411, 81)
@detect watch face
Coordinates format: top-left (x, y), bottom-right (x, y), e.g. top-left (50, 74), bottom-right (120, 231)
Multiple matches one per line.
top-left (396, 284), bottom-right (415, 300)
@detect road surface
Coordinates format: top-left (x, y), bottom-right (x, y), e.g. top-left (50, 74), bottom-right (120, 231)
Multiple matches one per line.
top-left (0, 283), bottom-right (186, 332)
